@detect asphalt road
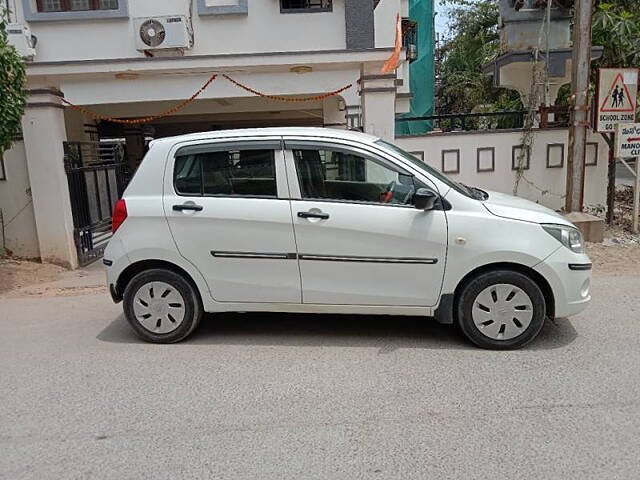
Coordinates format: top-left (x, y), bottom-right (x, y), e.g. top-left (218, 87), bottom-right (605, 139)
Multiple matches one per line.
top-left (2, 272), bottom-right (640, 479)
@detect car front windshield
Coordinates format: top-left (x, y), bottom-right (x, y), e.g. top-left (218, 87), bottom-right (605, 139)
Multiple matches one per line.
top-left (374, 139), bottom-right (475, 198)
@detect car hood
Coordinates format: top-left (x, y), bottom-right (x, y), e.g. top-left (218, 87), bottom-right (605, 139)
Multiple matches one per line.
top-left (481, 190), bottom-right (572, 226)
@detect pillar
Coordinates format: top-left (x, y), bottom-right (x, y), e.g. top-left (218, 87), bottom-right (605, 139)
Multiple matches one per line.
top-left (21, 88), bottom-right (78, 268)
top-left (322, 96), bottom-right (347, 130)
top-left (359, 69), bottom-right (397, 141)
top-left (64, 108), bottom-right (98, 142)
top-left (124, 125), bottom-right (145, 173)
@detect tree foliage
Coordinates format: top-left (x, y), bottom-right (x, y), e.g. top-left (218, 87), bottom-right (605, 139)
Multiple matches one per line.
top-left (437, 0), bottom-right (522, 117)
top-left (592, 0), bottom-right (640, 68)
top-left (438, 0), bottom-right (640, 115)
top-left (0, 10), bottom-right (27, 155)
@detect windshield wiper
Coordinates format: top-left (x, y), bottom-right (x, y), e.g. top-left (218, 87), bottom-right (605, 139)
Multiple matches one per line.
top-left (459, 183), bottom-right (488, 200)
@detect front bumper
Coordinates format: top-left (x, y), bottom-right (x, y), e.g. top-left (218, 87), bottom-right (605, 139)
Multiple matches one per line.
top-left (534, 247), bottom-right (592, 318)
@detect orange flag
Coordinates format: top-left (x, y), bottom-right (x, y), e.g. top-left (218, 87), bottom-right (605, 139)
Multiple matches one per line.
top-left (380, 13), bottom-right (402, 74)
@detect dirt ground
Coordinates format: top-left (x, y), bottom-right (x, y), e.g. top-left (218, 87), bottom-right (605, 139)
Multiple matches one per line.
top-left (586, 242), bottom-right (640, 275)
top-left (0, 257), bottom-right (106, 299)
top-left (0, 258), bottom-right (67, 296)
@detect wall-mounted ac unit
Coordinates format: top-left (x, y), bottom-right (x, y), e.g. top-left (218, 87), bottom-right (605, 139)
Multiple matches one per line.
top-left (6, 24), bottom-right (36, 60)
top-left (134, 16), bottom-right (192, 52)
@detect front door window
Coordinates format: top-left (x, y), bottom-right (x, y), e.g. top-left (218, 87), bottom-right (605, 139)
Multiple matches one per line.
top-left (292, 146), bottom-right (426, 206)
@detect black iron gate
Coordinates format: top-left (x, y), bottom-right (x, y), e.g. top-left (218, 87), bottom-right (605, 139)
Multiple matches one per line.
top-left (64, 141), bottom-right (129, 266)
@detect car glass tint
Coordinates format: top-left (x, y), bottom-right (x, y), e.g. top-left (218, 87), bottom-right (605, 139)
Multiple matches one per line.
top-left (174, 148), bottom-right (277, 197)
top-left (293, 148), bottom-right (423, 206)
top-left (174, 155), bottom-right (202, 195)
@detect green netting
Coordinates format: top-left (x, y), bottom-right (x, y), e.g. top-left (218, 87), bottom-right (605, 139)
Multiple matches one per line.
top-left (396, 0), bottom-right (435, 136)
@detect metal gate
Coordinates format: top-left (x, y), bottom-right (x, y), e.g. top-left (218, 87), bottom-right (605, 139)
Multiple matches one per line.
top-left (64, 141), bottom-right (129, 266)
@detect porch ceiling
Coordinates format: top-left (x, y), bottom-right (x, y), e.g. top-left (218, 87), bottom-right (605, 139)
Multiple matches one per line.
top-left (79, 95), bottom-right (324, 119)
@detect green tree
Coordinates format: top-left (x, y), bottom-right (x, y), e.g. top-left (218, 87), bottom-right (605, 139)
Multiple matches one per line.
top-left (592, 1), bottom-right (640, 68)
top-left (0, 9), bottom-right (27, 155)
top-left (437, 0), bottom-right (522, 121)
top-left (439, 0), bottom-right (639, 116)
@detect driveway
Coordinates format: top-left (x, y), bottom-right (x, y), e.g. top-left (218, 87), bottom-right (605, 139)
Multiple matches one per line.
top-left (1, 247), bottom-right (640, 479)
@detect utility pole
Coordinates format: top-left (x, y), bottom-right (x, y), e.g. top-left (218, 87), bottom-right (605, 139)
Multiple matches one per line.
top-left (565, 0), bottom-right (594, 213)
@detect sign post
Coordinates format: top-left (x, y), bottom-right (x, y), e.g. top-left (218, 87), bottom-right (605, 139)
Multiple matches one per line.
top-left (596, 68), bottom-right (638, 134)
top-left (615, 123), bottom-right (640, 233)
top-left (596, 68), bottom-right (639, 225)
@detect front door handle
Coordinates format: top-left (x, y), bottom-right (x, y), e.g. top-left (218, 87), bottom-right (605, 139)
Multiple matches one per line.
top-left (173, 203), bottom-right (203, 212)
top-left (297, 211), bottom-right (329, 220)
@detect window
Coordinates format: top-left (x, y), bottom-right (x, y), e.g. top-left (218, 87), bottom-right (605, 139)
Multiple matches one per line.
top-left (293, 146), bottom-right (424, 206)
top-left (374, 140), bottom-right (479, 199)
top-left (280, 0), bottom-right (332, 13)
top-left (402, 19), bottom-right (418, 62)
top-left (0, 155), bottom-right (6, 181)
top-left (37, 0), bottom-right (118, 12)
top-left (510, 0), bottom-right (558, 11)
top-left (174, 147), bottom-right (277, 198)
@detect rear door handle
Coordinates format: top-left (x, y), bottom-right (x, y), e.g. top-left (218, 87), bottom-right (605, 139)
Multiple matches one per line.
top-left (173, 203), bottom-right (203, 212)
top-left (297, 211), bottom-right (329, 220)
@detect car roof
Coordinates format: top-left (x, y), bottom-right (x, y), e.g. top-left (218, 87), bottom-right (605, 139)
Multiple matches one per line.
top-left (149, 127), bottom-right (380, 147)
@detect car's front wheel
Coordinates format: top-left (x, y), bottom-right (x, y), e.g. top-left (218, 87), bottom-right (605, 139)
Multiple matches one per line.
top-left (123, 268), bottom-right (202, 343)
top-left (457, 270), bottom-right (546, 350)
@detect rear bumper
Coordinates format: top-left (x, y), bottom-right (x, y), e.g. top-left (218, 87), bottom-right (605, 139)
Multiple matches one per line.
top-left (109, 283), bottom-right (121, 303)
top-left (103, 236), bottom-right (130, 303)
top-left (534, 248), bottom-right (592, 318)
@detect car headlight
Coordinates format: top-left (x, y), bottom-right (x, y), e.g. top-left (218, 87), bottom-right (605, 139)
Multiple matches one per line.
top-left (542, 224), bottom-right (585, 253)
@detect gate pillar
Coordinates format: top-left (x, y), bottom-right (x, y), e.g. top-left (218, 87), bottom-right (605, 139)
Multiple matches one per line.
top-left (359, 67), bottom-right (397, 142)
top-left (21, 88), bottom-right (78, 269)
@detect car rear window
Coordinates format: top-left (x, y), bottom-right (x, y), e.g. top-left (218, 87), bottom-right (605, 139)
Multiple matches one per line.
top-left (174, 148), bottom-right (277, 198)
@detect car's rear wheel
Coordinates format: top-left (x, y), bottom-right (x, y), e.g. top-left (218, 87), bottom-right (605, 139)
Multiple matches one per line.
top-left (123, 268), bottom-right (202, 343)
top-left (457, 270), bottom-right (546, 350)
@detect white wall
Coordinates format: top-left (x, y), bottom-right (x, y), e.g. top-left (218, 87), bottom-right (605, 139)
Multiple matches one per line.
top-left (17, 0), bottom-right (348, 63)
top-left (59, 68), bottom-right (361, 106)
top-left (395, 128), bottom-right (608, 211)
top-left (0, 141), bottom-right (40, 258)
top-left (374, 0), bottom-right (407, 48)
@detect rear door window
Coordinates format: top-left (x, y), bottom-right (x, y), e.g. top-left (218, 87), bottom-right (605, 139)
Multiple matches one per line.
top-left (174, 143), bottom-right (278, 198)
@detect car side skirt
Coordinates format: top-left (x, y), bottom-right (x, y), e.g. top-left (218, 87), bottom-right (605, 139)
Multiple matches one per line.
top-left (203, 302), bottom-right (433, 317)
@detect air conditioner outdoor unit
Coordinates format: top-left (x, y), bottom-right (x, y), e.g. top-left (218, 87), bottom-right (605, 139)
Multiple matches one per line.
top-left (134, 16), bottom-right (192, 52)
top-left (6, 23), bottom-right (36, 60)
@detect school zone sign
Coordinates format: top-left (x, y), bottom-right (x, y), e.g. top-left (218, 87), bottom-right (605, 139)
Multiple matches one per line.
top-left (596, 68), bottom-right (638, 133)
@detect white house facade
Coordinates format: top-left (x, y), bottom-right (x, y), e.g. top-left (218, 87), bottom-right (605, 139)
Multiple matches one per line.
top-left (1, 0), bottom-right (412, 267)
top-left (0, 0), bottom-right (610, 267)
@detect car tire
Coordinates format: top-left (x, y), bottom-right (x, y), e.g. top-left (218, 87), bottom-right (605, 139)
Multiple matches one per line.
top-left (123, 268), bottom-right (203, 343)
top-left (457, 270), bottom-right (546, 350)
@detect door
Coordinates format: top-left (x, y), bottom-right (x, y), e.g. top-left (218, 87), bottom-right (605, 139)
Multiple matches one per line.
top-left (163, 139), bottom-right (301, 303)
top-left (285, 140), bottom-right (448, 306)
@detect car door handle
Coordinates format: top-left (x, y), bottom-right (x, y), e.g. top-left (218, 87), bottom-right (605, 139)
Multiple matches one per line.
top-left (173, 203), bottom-right (203, 212)
top-left (297, 211), bottom-right (329, 220)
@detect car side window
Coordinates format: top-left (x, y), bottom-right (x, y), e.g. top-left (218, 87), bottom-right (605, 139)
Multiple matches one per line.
top-left (292, 146), bottom-right (427, 206)
top-left (174, 147), bottom-right (277, 197)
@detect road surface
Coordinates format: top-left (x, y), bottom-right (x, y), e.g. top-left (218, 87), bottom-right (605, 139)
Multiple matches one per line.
top-left (1, 259), bottom-right (639, 479)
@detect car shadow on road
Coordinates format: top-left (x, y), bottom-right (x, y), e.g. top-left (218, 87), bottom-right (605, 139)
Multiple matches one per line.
top-left (97, 312), bottom-right (578, 352)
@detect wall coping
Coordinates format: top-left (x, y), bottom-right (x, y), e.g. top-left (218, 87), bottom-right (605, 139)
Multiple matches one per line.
top-left (395, 127), bottom-right (573, 139)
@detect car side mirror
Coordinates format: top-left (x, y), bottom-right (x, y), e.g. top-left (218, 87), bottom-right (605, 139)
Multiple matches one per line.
top-left (413, 188), bottom-right (438, 211)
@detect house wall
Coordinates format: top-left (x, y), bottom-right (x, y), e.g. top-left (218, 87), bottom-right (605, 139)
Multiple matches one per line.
top-left (0, 141), bottom-right (40, 258)
top-left (395, 128), bottom-right (608, 211)
top-left (14, 0), bottom-right (352, 62)
top-left (58, 68), bottom-right (362, 106)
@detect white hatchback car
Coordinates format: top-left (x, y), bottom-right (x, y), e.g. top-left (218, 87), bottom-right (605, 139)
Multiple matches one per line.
top-left (104, 127), bottom-right (591, 349)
